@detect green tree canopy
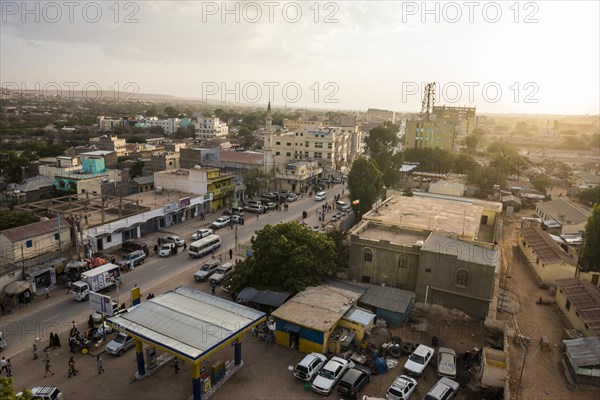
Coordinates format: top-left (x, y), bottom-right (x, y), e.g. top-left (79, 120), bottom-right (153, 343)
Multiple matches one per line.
top-left (129, 161), bottom-right (144, 178)
top-left (229, 222), bottom-right (337, 293)
top-left (326, 228), bottom-right (349, 273)
top-left (582, 204), bottom-right (600, 272)
top-left (243, 167), bottom-right (269, 197)
top-left (347, 157), bottom-right (383, 218)
top-left (364, 125), bottom-right (403, 188)
top-left (0, 210), bottom-right (39, 230)
top-left (1, 378), bottom-right (33, 399)
top-left (465, 134), bottom-right (479, 154)
top-left (237, 127), bottom-right (255, 149)
top-left (577, 187), bottom-right (600, 206)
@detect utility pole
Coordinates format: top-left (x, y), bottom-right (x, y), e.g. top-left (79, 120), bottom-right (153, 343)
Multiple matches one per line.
top-left (500, 261), bottom-right (510, 312)
top-left (515, 337), bottom-right (530, 400)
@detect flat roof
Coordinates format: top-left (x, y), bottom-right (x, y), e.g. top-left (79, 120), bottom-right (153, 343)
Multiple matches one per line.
top-left (270, 285), bottom-right (361, 331)
top-left (125, 188), bottom-right (198, 210)
top-left (107, 286), bottom-right (265, 361)
top-left (422, 232), bottom-right (500, 268)
top-left (351, 222), bottom-right (429, 246)
top-left (364, 195), bottom-right (484, 239)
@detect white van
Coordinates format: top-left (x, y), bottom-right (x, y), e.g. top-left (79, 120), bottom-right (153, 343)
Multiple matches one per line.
top-left (315, 191), bottom-right (327, 201)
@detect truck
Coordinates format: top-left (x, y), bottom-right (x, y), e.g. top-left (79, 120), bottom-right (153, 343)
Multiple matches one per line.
top-left (71, 263), bottom-right (120, 301)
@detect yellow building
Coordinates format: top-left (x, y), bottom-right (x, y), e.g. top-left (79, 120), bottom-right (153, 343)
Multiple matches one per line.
top-left (205, 168), bottom-right (235, 212)
top-left (556, 278), bottom-right (600, 337)
top-left (519, 227), bottom-right (577, 287)
top-left (405, 119), bottom-right (455, 151)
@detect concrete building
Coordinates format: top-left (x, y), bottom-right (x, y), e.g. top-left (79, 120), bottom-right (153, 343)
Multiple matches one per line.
top-left (428, 180), bottom-right (466, 197)
top-left (535, 198), bottom-right (591, 234)
top-left (432, 105), bottom-right (476, 138)
top-left (89, 135), bottom-right (127, 157)
top-left (144, 117), bottom-right (180, 134)
top-left (3, 176), bottom-right (55, 204)
top-left (556, 278), bottom-right (600, 337)
top-left (142, 152), bottom-right (180, 176)
top-left (366, 108), bottom-right (396, 123)
top-left (404, 119), bottom-right (455, 151)
top-left (97, 116), bottom-right (126, 132)
top-left (283, 119), bottom-right (335, 131)
top-left (195, 117), bottom-right (229, 139)
top-left (518, 227), bottom-right (577, 286)
top-left (274, 161), bottom-right (322, 193)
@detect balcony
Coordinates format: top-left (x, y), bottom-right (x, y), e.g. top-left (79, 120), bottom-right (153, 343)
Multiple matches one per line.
top-left (210, 184), bottom-right (235, 199)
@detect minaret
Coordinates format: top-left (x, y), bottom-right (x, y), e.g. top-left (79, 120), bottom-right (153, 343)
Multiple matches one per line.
top-left (266, 100), bottom-right (273, 134)
top-left (263, 101), bottom-right (274, 174)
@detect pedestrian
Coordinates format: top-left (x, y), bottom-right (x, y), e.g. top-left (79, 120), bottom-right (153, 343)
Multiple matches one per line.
top-left (229, 248), bottom-right (233, 260)
top-left (88, 314), bottom-right (94, 329)
top-left (183, 242), bottom-right (187, 252)
top-left (44, 360), bottom-right (54, 377)
top-left (68, 356), bottom-right (78, 378)
top-left (33, 340), bottom-right (39, 360)
top-left (55, 333), bottom-right (61, 348)
top-left (173, 358), bottom-right (180, 374)
top-left (0, 357), bottom-right (7, 374)
top-left (129, 259), bottom-right (135, 271)
top-left (24, 289), bottom-right (30, 303)
top-left (49, 333), bottom-right (56, 349)
top-left (241, 217), bottom-right (244, 226)
top-left (66, 280), bottom-right (71, 295)
top-left (256, 213), bottom-right (259, 220)
top-left (43, 346), bottom-right (50, 363)
top-left (96, 355), bottom-right (104, 374)
top-left (44, 286), bottom-right (50, 299)
top-left (110, 256), bottom-right (116, 264)
top-left (0, 302), bottom-right (4, 316)
top-left (153, 244), bottom-right (158, 254)
top-left (211, 281), bottom-right (217, 296)
top-left (174, 245), bottom-right (178, 255)
top-left (5, 359), bottom-right (12, 377)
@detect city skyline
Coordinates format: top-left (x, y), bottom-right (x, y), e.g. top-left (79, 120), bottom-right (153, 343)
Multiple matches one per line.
top-left (1, 1), bottom-right (599, 115)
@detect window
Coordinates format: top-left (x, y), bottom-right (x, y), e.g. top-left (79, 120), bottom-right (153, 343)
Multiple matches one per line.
top-left (363, 250), bottom-right (373, 262)
top-left (26, 240), bottom-right (33, 248)
top-left (106, 235), bottom-right (112, 243)
top-left (315, 142), bottom-right (323, 148)
top-left (328, 143), bottom-right (332, 149)
top-left (455, 269), bottom-right (469, 287)
top-left (425, 268), bottom-right (431, 273)
top-left (305, 142), bottom-right (309, 147)
top-left (54, 233), bottom-right (59, 240)
top-left (565, 299), bottom-right (571, 311)
top-left (275, 152), bottom-right (280, 156)
top-left (286, 152), bottom-right (291, 157)
top-left (286, 142), bottom-right (292, 146)
top-left (276, 141), bottom-right (281, 145)
top-left (398, 254), bottom-right (408, 269)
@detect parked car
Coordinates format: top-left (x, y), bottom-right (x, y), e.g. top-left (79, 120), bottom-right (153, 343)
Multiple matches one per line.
top-left (404, 344), bottom-right (434, 377)
top-left (265, 202), bottom-right (277, 210)
top-left (211, 216), bottom-right (231, 229)
top-left (423, 377), bottom-right (460, 400)
top-left (287, 193), bottom-right (298, 202)
top-left (223, 207), bottom-right (244, 216)
top-left (336, 200), bottom-right (351, 212)
top-left (262, 192), bottom-right (278, 200)
top-left (121, 240), bottom-right (149, 254)
top-left (313, 184), bottom-right (325, 192)
top-left (385, 375), bottom-right (417, 400)
top-left (105, 332), bottom-right (135, 356)
top-left (437, 347), bottom-right (457, 379)
top-left (118, 250), bottom-right (146, 269)
top-left (194, 259), bottom-right (221, 281)
top-left (159, 243), bottom-right (174, 257)
top-left (337, 365), bottom-right (372, 399)
top-left (230, 215), bottom-right (242, 224)
top-left (294, 352), bottom-right (328, 382)
top-left (160, 235), bottom-right (185, 247)
top-left (333, 177), bottom-right (342, 184)
top-left (315, 191), bottom-right (327, 201)
top-left (209, 262), bottom-right (235, 284)
top-left (311, 356), bottom-right (354, 395)
top-left (244, 204), bottom-right (265, 214)
top-left (16, 387), bottom-right (63, 400)
top-left (192, 228), bottom-right (214, 240)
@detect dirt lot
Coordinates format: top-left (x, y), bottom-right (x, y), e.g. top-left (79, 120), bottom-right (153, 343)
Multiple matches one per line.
top-left (497, 210), bottom-right (600, 400)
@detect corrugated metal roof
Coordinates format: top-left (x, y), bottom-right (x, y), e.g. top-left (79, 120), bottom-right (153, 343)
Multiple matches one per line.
top-left (358, 285), bottom-right (415, 314)
top-left (536, 199), bottom-right (590, 225)
top-left (1, 217), bottom-right (68, 243)
top-left (556, 278), bottom-right (600, 336)
top-left (343, 306), bottom-right (376, 326)
top-left (521, 227), bottom-right (576, 266)
top-left (236, 287), bottom-right (292, 308)
top-left (563, 336), bottom-right (600, 368)
top-left (133, 175), bottom-right (154, 185)
top-left (107, 286), bottom-right (265, 361)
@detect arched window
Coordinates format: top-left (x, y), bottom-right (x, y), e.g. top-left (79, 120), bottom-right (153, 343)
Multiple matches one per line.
top-left (363, 249), bottom-right (373, 262)
top-left (455, 269), bottom-right (469, 288)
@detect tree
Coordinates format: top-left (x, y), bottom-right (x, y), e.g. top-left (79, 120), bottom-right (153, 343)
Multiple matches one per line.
top-left (0, 210), bottom-right (39, 230)
top-left (326, 228), bottom-right (349, 273)
top-left (465, 134), bottom-right (479, 154)
top-left (577, 187), bottom-right (600, 206)
top-left (237, 127), bottom-right (255, 149)
top-left (129, 161), bottom-right (144, 178)
top-left (164, 106), bottom-right (178, 118)
top-left (581, 204), bottom-right (600, 272)
top-left (243, 167), bottom-right (270, 197)
top-left (347, 158), bottom-right (383, 219)
top-left (1, 377), bottom-right (33, 400)
top-left (148, 126), bottom-right (164, 136)
top-left (228, 222), bottom-right (337, 293)
top-left (364, 125), bottom-right (403, 188)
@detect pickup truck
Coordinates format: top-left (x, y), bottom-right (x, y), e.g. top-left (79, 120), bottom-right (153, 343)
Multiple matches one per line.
top-left (211, 216), bottom-right (231, 229)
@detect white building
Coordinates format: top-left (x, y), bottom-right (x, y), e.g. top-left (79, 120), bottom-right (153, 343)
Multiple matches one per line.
top-left (195, 117), bottom-right (229, 139)
top-left (97, 116), bottom-right (126, 132)
top-left (144, 117), bottom-right (181, 135)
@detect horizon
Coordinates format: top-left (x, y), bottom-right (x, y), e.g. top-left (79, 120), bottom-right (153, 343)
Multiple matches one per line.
top-left (1, 1), bottom-right (599, 115)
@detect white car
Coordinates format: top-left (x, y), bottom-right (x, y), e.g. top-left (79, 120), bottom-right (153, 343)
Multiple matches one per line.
top-left (311, 356), bottom-right (354, 395)
top-left (336, 200), bottom-right (351, 212)
top-left (194, 259), bottom-right (221, 281)
top-left (294, 352), bottom-right (328, 381)
top-left (287, 193), bottom-right (298, 202)
top-left (404, 344), bottom-right (435, 377)
top-left (159, 243), bottom-right (174, 257)
top-left (437, 347), bottom-right (457, 379)
top-left (105, 332), bottom-right (135, 356)
top-left (209, 262), bottom-right (235, 284)
top-left (211, 216), bottom-right (231, 229)
top-left (423, 377), bottom-right (460, 400)
top-left (386, 375), bottom-right (417, 400)
top-left (161, 235), bottom-right (185, 247)
top-left (192, 228), bottom-right (213, 240)
top-left (17, 387), bottom-right (63, 400)
top-left (314, 191), bottom-right (327, 201)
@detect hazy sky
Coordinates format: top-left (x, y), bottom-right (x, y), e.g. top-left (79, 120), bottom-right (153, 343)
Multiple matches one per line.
top-left (1, 1), bottom-right (598, 114)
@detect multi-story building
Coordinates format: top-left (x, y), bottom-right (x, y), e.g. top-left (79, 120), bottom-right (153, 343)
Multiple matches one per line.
top-left (432, 105), bottom-right (476, 138)
top-left (283, 119), bottom-right (335, 131)
top-left (142, 152), bottom-right (180, 176)
top-left (144, 117), bottom-right (180, 135)
top-left (195, 117), bottom-right (229, 139)
top-left (366, 108), bottom-right (396, 123)
top-left (404, 119), bottom-right (455, 151)
top-left (89, 135), bottom-right (127, 157)
top-left (97, 116), bottom-right (126, 132)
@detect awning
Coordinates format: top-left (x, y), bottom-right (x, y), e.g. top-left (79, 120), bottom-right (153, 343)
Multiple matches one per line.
top-left (3, 280), bottom-right (32, 295)
top-left (284, 322), bottom-right (301, 333)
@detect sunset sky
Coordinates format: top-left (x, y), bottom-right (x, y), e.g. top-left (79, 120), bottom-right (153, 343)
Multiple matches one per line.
top-left (2, 1), bottom-right (598, 114)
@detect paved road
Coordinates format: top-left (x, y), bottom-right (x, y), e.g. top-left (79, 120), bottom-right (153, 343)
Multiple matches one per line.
top-left (0, 184), bottom-right (348, 358)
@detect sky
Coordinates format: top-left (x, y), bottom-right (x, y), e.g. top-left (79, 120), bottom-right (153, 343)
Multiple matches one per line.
top-left (1, 1), bottom-right (599, 114)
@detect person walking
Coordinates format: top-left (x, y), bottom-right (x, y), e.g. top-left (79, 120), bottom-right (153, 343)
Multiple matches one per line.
top-left (153, 244), bottom-right (159, 255)
top-left (32, 340), bottom-right (39, 360)
top-left (229, 248), bottom-right (233, 260)
top-left (173, 358), bottom-right (180, 374)
top-left (68, 357), bottom-right (78, 378)
top-left (66, 280), bottom-right (71, 295)
top-left (43, 346), bottom-right (50, 363)
top-left (0, 357), bottom-right (7, 375)
top-left (44, 286), bottom-right (50, 299)
top-left (211, 281), bottom-right (217, 296)
top-left (96, 355), bottom-right (104, 374)
top-left (129, 260), bottom-right (135, 271)
top-left (44, 360), bottom-right (54, 377)
top-left (54, 333), bottom-right (61, 348)
top-left (5, 359), bottom-right (12, 377)
top-left (183, 242), bottom-right (187, 252)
